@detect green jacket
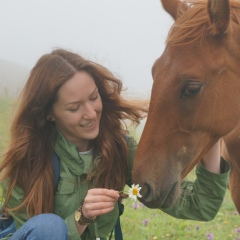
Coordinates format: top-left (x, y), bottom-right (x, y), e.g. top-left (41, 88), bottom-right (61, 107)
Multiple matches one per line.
top-left (2, 133), bottom-right (231, 239)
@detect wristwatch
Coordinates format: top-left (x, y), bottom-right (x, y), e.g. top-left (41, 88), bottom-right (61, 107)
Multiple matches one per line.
top-left (75, 201), bottom-right (99, 225)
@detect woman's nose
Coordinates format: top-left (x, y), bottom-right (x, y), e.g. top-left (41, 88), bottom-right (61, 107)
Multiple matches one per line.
top-left (83, 103), bottom-right (96, 118)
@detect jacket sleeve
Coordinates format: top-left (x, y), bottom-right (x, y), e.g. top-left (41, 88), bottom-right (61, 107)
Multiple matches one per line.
top-left (1, 182), bottom-right (29, 229)
top-left (2, 183), bottom-right (85, 240)
top-left (0, 182), bottom-right (29, 240)
top-left (161, 157), bottom-right (231, 221)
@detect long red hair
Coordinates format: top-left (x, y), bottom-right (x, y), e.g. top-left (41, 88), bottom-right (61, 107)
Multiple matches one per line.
top-left (0, 49), bottom-right (148, 216)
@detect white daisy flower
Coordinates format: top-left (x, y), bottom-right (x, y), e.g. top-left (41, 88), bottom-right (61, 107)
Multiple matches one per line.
top-left (128, 184), bottom-right (142, 201)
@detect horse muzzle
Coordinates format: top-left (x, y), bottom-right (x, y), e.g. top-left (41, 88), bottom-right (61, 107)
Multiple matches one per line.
top-left (137, 180), bottom-right (180, 209)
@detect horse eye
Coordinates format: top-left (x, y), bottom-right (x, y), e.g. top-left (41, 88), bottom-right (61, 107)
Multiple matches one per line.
top-left (182, 83), bottom-right (202, 97)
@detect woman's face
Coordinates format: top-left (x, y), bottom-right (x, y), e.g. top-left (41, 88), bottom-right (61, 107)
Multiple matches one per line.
top-left (51, 71), bottom-right (103, 151)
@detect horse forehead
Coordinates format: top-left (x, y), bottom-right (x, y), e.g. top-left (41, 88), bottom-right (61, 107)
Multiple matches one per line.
top-left (152, 42), bottom-right (226, 82)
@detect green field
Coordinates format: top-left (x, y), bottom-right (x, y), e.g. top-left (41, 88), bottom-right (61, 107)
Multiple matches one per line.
top-left (0, 97), bottom-right (239, 240)
top-left (120, 185), bottom-right (239, 240)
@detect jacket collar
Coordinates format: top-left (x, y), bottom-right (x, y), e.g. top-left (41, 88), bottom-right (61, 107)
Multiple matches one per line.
top-left (54, 130), bottom-right (95, 176)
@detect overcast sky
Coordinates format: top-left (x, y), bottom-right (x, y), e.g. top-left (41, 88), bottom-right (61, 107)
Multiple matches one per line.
top-left (0, 0), bottom-right (173, 95)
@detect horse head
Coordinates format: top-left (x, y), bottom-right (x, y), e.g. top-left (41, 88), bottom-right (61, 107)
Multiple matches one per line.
top-left (133, 0), bottom-right (240, 209)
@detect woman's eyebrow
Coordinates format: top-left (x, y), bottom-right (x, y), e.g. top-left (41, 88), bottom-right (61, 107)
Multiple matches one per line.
top-left (90, 87), bottom-right (98, 96)
top-left (65, 87), bottom-right (98, 106)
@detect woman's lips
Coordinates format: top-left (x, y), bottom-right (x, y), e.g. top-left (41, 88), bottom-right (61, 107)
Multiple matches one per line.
top-left (80, 120), bottom-right (95, 129)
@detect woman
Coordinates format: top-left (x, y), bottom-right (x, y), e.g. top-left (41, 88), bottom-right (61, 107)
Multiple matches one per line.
top-left (0, 49), bottom-right (230, 239)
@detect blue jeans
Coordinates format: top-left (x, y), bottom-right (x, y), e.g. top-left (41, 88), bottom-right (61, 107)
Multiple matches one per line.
top-left (9, 213), bottom-right (68, 240)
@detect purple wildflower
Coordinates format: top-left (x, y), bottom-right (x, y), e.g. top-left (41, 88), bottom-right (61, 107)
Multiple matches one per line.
top-left (196, 225), bottom-right (200, 230)
top-left (140, 203), bottom-right (145, 208)
top-left (206, 233), bottom-right (214, 240)
top-left (142, 218), bottom-right (150, 226)
top-left (132, 202), bottom-right (138, 210)
top-left (235, 227), bottom-right (240, 234)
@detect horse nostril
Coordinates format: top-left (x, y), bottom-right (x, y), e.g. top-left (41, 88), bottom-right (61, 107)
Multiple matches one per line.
top-left (140, 183), bottom-right (154, 202)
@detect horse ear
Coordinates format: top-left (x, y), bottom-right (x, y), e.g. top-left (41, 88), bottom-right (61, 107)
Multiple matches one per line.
top-left (208, 0), bottom-right (230, 35)
top-left (160, 0), bottom-right (188, 20)
top-left (160, 0), bottom-right (179, 19)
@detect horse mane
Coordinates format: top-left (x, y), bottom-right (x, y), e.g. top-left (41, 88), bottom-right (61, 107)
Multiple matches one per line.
top-left (166, 0), bottom-right (240, 45)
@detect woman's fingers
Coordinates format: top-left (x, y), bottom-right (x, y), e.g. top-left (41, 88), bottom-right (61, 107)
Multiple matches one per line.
top-left (83, 202), bottom-right (116, 218)
top-left (86, 189), bottom-right (119, 199)
top-left (81, 188), bottom-right (120, 219)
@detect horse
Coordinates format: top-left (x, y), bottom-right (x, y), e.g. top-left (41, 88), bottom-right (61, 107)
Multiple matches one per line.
top-left (132, 0), bottom-right (240, 213)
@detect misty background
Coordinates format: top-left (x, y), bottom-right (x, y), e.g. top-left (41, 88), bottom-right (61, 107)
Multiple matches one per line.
top-left (0, 0), bottom-right (173, 97)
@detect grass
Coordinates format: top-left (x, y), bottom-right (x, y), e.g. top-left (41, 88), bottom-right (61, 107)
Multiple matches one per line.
top-left (120, 182), bottom-right (239, 240)
top-left (0, 97), bottom-right (15, 154)
top-left (0, 97), bottom-right (239, 240)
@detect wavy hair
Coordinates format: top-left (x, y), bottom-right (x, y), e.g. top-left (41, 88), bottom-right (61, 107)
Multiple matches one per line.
top-left (167, 0), bottom-right (240, 45)
top-left (0, 49), bottom-right (148, 216)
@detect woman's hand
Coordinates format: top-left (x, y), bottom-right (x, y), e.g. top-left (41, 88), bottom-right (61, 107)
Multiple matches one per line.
top-left (201, 140), bottom-right (221, 174)
top-left (81, 188), bottom-right (120, 220)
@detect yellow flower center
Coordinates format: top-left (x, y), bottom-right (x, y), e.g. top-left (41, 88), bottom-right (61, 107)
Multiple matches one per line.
top-left (133, 188), bottom-right (138, 195)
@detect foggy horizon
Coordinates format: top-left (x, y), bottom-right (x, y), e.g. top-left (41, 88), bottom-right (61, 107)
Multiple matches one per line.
top-left (0, 0), bottom-right (173, 96)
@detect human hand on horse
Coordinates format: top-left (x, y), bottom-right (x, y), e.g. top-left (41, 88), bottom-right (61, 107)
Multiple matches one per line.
top-left (201, 140), bottom-right (221, 174)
